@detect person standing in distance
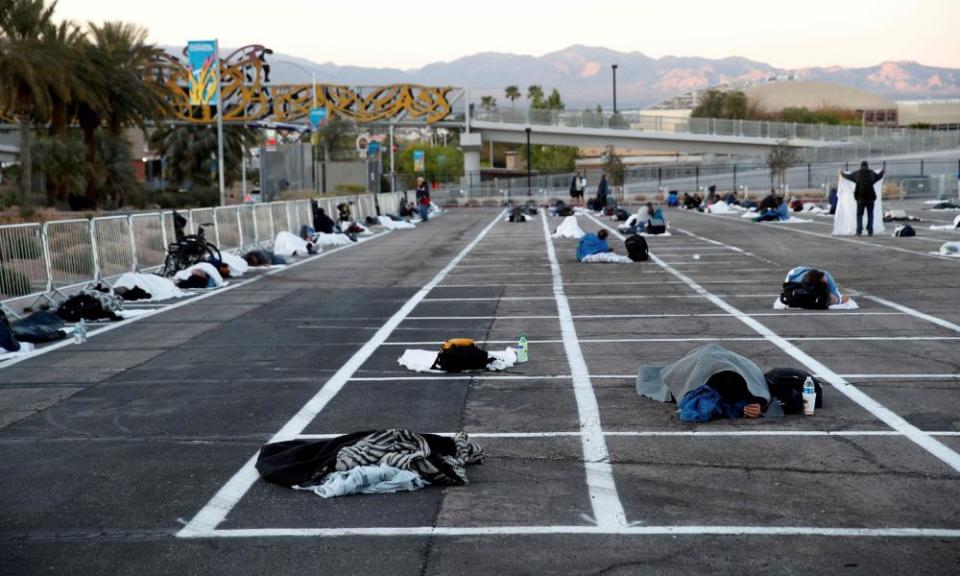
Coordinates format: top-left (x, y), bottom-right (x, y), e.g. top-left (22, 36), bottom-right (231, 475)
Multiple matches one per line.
top-left (415, 177), bottom-right (431, 222)
top-left (569, 171), bottom-right (586, 206)
top-left (841, 161), bottom-right (885, 236)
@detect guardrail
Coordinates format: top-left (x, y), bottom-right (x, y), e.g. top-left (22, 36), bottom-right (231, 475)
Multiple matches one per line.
top-left (0, 192), bottom-right (406, 315)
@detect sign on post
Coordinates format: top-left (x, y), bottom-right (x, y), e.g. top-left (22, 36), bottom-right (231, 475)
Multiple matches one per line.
top-left (187, 40), bottom-right (219, 105)
top-left (413, 150), bottom-right (425, 172)
top-left (308, 107), bottom-right (327, 129)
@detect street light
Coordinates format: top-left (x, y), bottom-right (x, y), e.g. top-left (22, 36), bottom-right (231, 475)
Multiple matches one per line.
top-left (611, 64), bottom-right (618, 114)
top-left (525, 126), bottom-right (532, 195)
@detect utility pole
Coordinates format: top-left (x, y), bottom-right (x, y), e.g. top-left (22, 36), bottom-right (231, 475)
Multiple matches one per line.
top-left (214, 39), bottom-right (226, 206)
top-left (525, 127), bottom-right (532, 195)
top-left (612, 64), bottom-right (619, 114)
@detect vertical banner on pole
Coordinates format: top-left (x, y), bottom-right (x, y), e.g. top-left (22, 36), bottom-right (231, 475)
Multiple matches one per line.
top-left (187, 40), bottom-right (219, 105)
top-left (413, 150), bottom-right (425, 173)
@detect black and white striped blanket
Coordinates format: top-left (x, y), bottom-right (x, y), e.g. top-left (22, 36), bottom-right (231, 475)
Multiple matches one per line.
top-left (336, 429), bottom-right (484, 485)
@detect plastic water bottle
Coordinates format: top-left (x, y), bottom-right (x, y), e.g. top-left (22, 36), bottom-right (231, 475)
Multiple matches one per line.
top-left (802, 376), bottom-right (816, 415)
top-left (516, 335), bottom-right (528, 363)
top-left (74, 318), bottom-right (87, 344)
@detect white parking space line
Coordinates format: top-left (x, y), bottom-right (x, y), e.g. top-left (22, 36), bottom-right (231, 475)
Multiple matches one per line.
top-left (381, 336), bottom-right (959, 346)
top-left (293, 430), bottom-right (960, 440)
top-left (587, 212), bottom-right (960, 475)
top-left (701, 212), bottom-right (960, 262)
top-left (404, 312), bottom-right (909, 320)
top-left (421, 294), bottom-right (781, 302)
top-left (177, 211), bottom-right (506, 539)
top-left (856, 293), bottom-right (960, 333)
top-left (205, 525), bottom-right (960, 538)
top-left (435, 280), bottom-right (767, 288)
top-left (540, 210), bottom-right (628, 529)
top-left (345, 373), bottom-right (960, 382)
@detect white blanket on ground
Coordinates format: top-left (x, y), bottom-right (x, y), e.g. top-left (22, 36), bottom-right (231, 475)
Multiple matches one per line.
top-left (398, 348), bottom-right (518, 373)
top-left (378, 215), bottom-right (416, 230)
top-left (273, 231), bottom-right (314, 256)
top-left (112, 273), bottom-right (186, 301)
top-left (770, 217), bottom-right (813, 224)
top-left (314, 232), bottom-right (355, 247)
top-left (173, 262), bottom-right (225, 287)
top-left (929, 215), bottom-right (960, 230)
top-left (833, 172), bottom-right (885, 235)
top-left (706, 202), bottom-right (736, 214)
top-left (553, 216), bottom-right (585, 239)
top-left (803, 205), bottom-right (831, 215)
top-left (773, 297), bottom-right (859, 310)
top-left (294, 464), bottom-right (427, 498)
top-left (582, 252), bottom-right (634, 263)
top-left (219, 252), bottom-right (249, 277)
top-left (936, 242), bottom-right (960, 257)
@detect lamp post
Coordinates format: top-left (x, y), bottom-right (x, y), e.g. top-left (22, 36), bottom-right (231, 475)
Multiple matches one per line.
top-left (525, 126), bottom-right (532, 195)
top-left (611, 64), bottom-right (618, 114)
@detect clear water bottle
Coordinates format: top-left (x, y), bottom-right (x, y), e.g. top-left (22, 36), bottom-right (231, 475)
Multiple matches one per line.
top-left (516, 335), bottom-right (528, 363)
top-left (802, 376), bottom-right (816, 415)
top-left (74, 318), bottom-right (87, 344)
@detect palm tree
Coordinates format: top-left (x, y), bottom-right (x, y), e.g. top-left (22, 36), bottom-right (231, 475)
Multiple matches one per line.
top-left (0, 0), bottom-right (60, 206)
top-left (504, 85), bottom-right (520, 107)
top-left (79, 21), bottom-right (171, 205)
top-left (150, 124), bottom-right (258, 189)
top-left (39, 19), bottom-right (103, 205)
top-left (479, 95), bottom-right (496, 110)
top-left (527, 85), bottom-right (544, 108)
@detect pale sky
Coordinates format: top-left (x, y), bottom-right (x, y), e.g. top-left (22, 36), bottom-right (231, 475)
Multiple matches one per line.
top-left (55, 0), bottom-right (960, 70)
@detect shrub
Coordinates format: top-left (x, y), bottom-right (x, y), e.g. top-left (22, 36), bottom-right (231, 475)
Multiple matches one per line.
top-left (51, 246), bottom-right (94, 275)
top-left (0, 233), bottom-right (44, 262)
top-left (0, 266), bottom-right (34, 298)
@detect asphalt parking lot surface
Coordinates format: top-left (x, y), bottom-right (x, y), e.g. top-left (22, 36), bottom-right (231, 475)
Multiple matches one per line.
top-left (2, 201), bottom-right (959, 575)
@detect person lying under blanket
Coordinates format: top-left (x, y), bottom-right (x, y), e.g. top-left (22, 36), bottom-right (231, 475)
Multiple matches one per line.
top-left (637, 344), bottom-right (828, 422)
top-left (576, 229), bottom-right (634, 263)
top-left (780, 266), bottom-right (850, 308)
top-left (244, 249), bottom-right (287, 267)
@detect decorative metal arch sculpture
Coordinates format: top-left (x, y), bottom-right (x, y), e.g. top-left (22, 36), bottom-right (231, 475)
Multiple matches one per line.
top-left (156, 44), bottom-right (456, 125)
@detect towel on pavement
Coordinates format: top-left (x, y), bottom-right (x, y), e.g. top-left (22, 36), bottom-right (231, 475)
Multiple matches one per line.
top-left (398, 348), bottom-right (518, 373)
top-left (773, 297), bottom-right (859, 310)
top-left (378, 215), bottom-right (416, 230)
top-left (273, 231), bottom-right (315, 256)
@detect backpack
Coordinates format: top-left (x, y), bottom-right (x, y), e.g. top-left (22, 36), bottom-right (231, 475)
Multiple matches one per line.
top-left (365, 216), bottom-right (378, 226)
top-left (508, 207), bottom-right (526, 223)
top-left (557, 206), bottom-right (574, 217)
top-left (779, 281), bottom-right (829, 310)
top-left (625, 235), bottom-right (649, 262)
top-left (764, 367), bottom-right (823, 414)
top-left (614, 208), bottom-right (630, 222)
top-left (790, 199), bottom-right (804, 212)
top-left (645, 218), bottom-right (666, 235)
top-left (894, 224), bottom-right (916, 237)
top-left (431, 339), bottom-right (490, 372)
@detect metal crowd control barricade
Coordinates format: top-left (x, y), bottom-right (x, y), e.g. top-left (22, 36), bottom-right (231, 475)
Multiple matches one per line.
top-left (297, 200), bottom-right (312, 231)
top-left (253, 204), bottom-right (274, 246)
top-left (214, 206), bottom-right (242, 253)
top-left (270, 202), bottom-right (290, 235)
top-left (44, 219), bottom-right (96, 294)
top-left (238, 205), bottom-right (257, 250)
top-left (129, 213), bottom-right (167, 272)
top-left (189, 208), bottom-right (218, 246)
top-left (0, 223), bottom-right (50, 307)
top-left (91, 215), bottom-right (136, 284)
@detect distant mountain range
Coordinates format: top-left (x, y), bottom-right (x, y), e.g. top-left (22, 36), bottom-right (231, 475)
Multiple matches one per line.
top-left (194, 44), bottom-right (960, 108)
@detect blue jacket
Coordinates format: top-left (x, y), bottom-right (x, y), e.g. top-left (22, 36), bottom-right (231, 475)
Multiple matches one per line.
top-left (576, 233), bottom-right (610, 261)
top-left (679, 385), bottom-right (748, 423)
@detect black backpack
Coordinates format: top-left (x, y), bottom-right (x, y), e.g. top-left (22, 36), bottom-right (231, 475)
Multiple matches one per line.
top-left (508, 206), bottom-right (526, 223)
top-left (779, 281), bottom-right (830, 310)
top-left (431, 340), bottom-right (490, 372)
top-left (645, 218), bottom-right (666, 235)
top-left (614, 208), bottom-right (630, 221)
top-left (894, 225), bottom-right (916, 237)
top-left (557, 206), bottom-right (574, 217)
top-left (625, 235), bottom-right (649, 262)
top-left (764, 367), bottom-right (823, 414)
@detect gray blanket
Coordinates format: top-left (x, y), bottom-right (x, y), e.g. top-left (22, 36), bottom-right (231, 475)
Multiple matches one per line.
top-left (636, 343), bottom-right (771, 404)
